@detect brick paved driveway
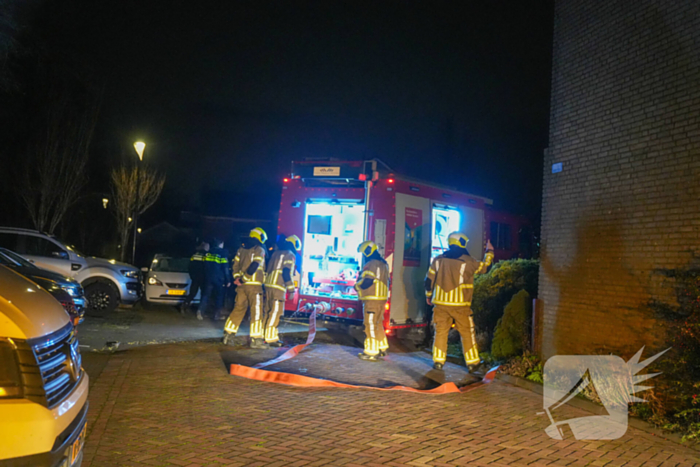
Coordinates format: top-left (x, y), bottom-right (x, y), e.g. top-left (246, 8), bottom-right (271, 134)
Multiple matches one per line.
top-left (82, 342), bottom-right (699, 467)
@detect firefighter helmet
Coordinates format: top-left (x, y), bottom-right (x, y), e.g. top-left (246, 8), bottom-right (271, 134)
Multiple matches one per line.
top-left (447, 232), bottom-right (469, 248)
top-left (286, 235), bottom-right (302, 252)
top-left (249, 227), bottom-right (268, 244)
top-left (358, 240), bottom-right (378, 258)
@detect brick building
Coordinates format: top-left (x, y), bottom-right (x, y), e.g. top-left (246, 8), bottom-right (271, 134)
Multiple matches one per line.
top-left (539, 1), bottom-right (700, 358)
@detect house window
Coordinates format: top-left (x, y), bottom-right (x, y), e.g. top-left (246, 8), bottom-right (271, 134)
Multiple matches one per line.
top-left (490, 222), bottom-right (512, 250)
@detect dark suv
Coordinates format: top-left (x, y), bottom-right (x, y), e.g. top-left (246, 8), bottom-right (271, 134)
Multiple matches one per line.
top-left (0, 248), bottom-right (87, 325)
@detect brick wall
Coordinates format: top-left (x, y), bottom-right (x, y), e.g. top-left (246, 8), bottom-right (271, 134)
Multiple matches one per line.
top-left (540, 0), bottom-right (700, 358)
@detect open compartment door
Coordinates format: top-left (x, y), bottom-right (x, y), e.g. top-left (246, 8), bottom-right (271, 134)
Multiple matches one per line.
top-left (391, 193), bottom-right (431, 325)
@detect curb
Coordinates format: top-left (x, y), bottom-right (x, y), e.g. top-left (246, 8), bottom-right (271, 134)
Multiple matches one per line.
top-left (495, 373), bottom-right (700, 451)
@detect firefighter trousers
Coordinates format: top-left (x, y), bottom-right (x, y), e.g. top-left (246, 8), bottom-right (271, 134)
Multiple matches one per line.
top-left (225, 285), bottom-right (265, 338)
top-left (264, 288), bottom-right (285, 343)
top-left (361, 300), bottom-right (389, 356)
top-left (432, 305), bottom-right (479, 365)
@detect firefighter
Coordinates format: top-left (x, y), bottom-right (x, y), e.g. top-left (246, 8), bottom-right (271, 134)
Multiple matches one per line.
top-left (263, 235), bottom-right (301, 347)
top-left (197, 238), bottom-right (231, 321)
top-left (355, 240), bottom-right (390, 362)
top-left (223, 227), bottom-right (268, 348)
top-left (180, 240), bottom-right (209, 315)
top-left (425, 233), bottom-right (494, 372)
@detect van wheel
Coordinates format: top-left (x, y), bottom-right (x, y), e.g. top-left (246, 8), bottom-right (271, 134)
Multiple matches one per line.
top-left (85, 282), bottom-right (119, 316)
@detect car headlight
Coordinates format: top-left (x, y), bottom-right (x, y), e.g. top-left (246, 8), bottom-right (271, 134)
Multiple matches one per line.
top-left (121, 269), bottom-right (139, 279)
top-left (61, 286), bottom-right (79, 297)
top-left (0, 338), bottom-right (23, 399)
top-left (148, 277), bottom-right (163, 286)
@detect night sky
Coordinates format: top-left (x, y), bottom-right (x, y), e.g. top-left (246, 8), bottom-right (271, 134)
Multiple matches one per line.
top-left (20, 0), bottom-right (554, 223)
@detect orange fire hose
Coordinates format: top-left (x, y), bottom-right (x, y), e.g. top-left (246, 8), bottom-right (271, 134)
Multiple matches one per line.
top-left (229, 305), bottom-right (497, 394)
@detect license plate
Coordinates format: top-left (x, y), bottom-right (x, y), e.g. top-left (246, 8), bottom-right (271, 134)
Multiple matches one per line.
top-left (70, 423), bottom-right (86, 465)
top-left (167, 289), bottom-right (186, 296)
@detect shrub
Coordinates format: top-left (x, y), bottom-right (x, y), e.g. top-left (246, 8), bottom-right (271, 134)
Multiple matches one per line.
top-left (472, 259), bottom-right (539, 337)
top-left (498, 350), bottom-right (542, 381)
top-left (645, 267), bottom-right (700, 443)
top-left (491, 290), bottom-right (531, 359)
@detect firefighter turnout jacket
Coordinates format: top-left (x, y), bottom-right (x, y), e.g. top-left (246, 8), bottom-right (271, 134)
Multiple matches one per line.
top-left (204, 247), bottom-right (231, 286)
top-left (233, 243), bottom-right (266, 285)
top-left (355, 259), bottom-right (390, 301)
top-left (425, 248), bottom-right (494, 306)
top-left (264, 250), bottom-right (296, 293)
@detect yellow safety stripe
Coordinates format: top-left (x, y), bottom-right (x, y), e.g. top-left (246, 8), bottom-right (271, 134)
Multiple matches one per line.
top-left (240, 281), bottom-right (262, 286)
top-left (378, 337), bottom-right (389, 351)
top-left (286, 284), bottom-right (295, 291)
top-left (265, 300), bottom-right (282, 343)
top-left (233, 273), bottom-right (241, 279)
top-left (264, 270), bottom-right (279, 285)
top-left (250, 320), bottom-right (264, 338)
top-left (428, 268), bottom-right (436, 275)
top-left (364, 337), bottom-right (379, 356)
top-left (426, 290), bottom-right (433, 297)
top-left (252, 256), bottom-right (264, 262)
top-left (360, 270), bottom-right (376, 278)
top-left (224, 320), bottom-right (238, 334)
top-left (433, 347), bottom-right (446, 363)
top-left (431, 285), bottom-right (472, 306)
top-left (283, 260), bottom-right (294, 266)
top-left (465, 345), bottom-right (480, 365)
top-left (433, 301), bottom-right (472, 306)
top-left (265, 283), bottom-right (286, 291)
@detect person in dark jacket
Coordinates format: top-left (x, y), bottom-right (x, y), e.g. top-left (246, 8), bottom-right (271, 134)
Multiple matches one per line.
top-left (197, 238), bottom-right (231, 321)
top-left (180, 240), bottom-right (209, 315)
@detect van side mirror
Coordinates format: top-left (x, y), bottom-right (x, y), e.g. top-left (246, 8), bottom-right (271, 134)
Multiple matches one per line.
top-left (51, 250), bottom-right (69, 260)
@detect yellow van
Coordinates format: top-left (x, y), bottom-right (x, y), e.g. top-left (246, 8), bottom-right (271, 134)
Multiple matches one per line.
top-left (0, 265), bottom-right (89, 466)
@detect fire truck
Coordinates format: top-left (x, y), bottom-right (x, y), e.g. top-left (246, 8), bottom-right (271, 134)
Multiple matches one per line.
top-left (277, 159), bottom-right (529, 336)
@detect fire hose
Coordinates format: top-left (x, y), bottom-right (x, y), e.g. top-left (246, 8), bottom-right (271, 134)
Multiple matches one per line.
top-left (229, 304), bottom-right (496, 394)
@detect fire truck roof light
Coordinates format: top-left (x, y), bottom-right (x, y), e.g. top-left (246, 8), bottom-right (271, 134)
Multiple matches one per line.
top-left (283, 178), bottom-right (289, 182)
top-left (387, 178), bottom-right (394, 184)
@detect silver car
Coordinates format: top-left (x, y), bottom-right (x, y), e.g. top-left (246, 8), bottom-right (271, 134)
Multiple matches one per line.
top-left (144, 254), bottom-right (200, 306)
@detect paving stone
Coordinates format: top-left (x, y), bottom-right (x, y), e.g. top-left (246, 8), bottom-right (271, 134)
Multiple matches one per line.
top-left (82, 342), bottom-right (700, 466)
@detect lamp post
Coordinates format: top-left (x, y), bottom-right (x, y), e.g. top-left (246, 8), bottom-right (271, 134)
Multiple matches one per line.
top-left (132, 141), bottom-right (146, 265)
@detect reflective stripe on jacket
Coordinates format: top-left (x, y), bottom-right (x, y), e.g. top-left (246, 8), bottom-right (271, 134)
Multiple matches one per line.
top-left (355, 259), bottom-right (390, 301)
top-left (425, 250), bottom-right (493, 306)
top-left (264, 250), bottom-right (295, 292)
top-left (204, 248), bottom-right (230, 285)
top-left (232, 245), bottom-right (266, 285)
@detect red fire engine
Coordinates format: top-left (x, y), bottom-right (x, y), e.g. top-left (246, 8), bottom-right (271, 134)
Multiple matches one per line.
top-left (277, 159), bottom-right (530, 335)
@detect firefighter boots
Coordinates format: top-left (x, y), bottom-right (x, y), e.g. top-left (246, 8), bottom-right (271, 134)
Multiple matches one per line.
top-left (358, 352), bottom-right (380, 362)
top-left (250, 338), bottom-right (269, 349)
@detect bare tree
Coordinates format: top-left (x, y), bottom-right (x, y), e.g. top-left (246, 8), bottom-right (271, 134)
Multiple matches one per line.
top-left (19, 89), bottom-right (99, 233)
top-left (111, 166), bottom-right (166, 262)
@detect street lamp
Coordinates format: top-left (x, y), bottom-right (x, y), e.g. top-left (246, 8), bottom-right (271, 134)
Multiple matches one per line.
top-left (132, 141), bottom-right (145, 265)
top-left (134, 141), bottom-right (146, 161)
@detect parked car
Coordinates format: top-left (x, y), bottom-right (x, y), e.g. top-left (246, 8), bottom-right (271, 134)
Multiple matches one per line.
top-left (144, 254), bottom-right (200, 306)
top-left (0, 227), bottom-right (142, 314)
top-left (0, 247), bottom-right (86, 325)
top-left (0, 265), bottom-right (89, 466)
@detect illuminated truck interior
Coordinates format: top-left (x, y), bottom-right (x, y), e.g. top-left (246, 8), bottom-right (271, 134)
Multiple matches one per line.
top-left (301, 200), bottom-right (365, 300)
top-left (431, 205), bottom-right (461, 260)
